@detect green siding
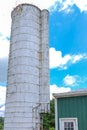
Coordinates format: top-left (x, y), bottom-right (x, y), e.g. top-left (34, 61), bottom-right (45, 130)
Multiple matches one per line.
top-left (57, 96), bottom-right (87, 130)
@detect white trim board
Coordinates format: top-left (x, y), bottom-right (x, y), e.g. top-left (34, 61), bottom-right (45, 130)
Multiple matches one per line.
top-left (59, 118), bottom-right (78, 130)
top-left (53, 89), bottom-right (87, 99)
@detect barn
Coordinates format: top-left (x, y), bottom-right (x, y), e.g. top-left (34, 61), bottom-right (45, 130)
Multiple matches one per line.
top-left (53, 90), bottom-right (87, 130)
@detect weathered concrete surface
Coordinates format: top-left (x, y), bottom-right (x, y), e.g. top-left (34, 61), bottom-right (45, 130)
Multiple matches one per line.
top-left (4, 4), bottom-right (50, 130)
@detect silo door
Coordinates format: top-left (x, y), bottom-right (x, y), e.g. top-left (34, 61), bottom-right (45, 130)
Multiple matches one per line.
top-left (59, 118), bottom-right (78, 130)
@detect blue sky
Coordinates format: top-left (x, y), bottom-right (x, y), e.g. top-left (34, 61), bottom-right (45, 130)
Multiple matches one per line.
top-left (0, 0), bottom-right (87, 116)
top-left (50, 3), bottom-right (87, 92)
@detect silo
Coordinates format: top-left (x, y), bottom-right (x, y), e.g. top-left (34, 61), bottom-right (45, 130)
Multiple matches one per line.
top-left (4, 4), bottom-right (50, 130)
top-left (39, 10), bottom-right (50, 112)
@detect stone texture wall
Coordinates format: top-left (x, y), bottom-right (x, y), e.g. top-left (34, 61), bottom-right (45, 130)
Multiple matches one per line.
top-left (4, 4), bottom-right (49, 130)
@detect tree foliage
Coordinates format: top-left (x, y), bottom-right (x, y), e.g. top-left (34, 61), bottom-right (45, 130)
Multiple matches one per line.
top-left (43, 99), bottom-right (55, 130)
top-left (0, 117), bottom-right (4, 130)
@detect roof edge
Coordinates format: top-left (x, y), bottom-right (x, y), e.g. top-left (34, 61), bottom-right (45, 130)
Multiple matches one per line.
top-left (53, 89), bottom-right (87, 98)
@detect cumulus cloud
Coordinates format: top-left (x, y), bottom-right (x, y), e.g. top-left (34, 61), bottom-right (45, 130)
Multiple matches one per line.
top-left (71, 54), bottom-right (87, 63)
top-left (63, 74), bottom-right (79, 86)
top-left (50, 48), bottom-right (71, 69)
top-left (63, 75), bottom-right (87, 87)
top-left (50, 84), bottom-right (71, 99)
top-left (0, 86), bottom-right (6, 117)
top-left (50, 48), bottom-right (87, 70)
top-left (56, 0), bottom-right (87, 12)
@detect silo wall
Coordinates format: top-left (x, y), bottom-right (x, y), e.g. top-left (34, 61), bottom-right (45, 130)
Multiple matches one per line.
top-left (39, 10), bottom-right (50, 113)
top-left (4, 4), bottom-right (49, 130)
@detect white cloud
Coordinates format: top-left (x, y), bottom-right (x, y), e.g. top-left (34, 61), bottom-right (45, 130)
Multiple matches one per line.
top-left (15, 0), bottom-right (58, 9)
top-left (0, 86), bottom-right (6, 117)
top-left (0, 106), bottom-right (5, 117)
top-left (50, 84), bottom-right (71, 99)
top-left (72, 54), bottom-right (87, 63)
top-left (58, 0), bottom-right (87, 12)
top-left (0, 1), bottom-right (14, 36)
top-left (58, 0), bottom-right (73, 11)
top-left (50, 48), bottom-right (71, 69)
top-left (63, 75), bottom-right (87, 87)
top-left (63, 74), bottom-right (79, 86)
top-left (0, 0), bottom-right (57, 37)
top-left (74, 0), bottom-right (87, 12)
top-left (50, 47), bottom-right (87, 69)
top-left (0, 35), bottom-right (10, 58)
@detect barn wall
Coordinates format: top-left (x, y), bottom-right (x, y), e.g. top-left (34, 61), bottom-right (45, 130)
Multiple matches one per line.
top-left (57, 96), bottom-right (87, 130)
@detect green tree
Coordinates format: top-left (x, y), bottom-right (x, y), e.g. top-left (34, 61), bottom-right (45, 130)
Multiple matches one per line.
top-left (43, 99), bottom-right (55, 130)
top-left (0, 117), bottom-right (4, 130)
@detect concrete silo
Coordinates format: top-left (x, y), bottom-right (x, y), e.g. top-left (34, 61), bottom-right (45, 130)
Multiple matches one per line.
top-left (4, 4), bottom-right (50, 130)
